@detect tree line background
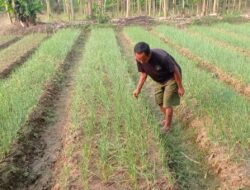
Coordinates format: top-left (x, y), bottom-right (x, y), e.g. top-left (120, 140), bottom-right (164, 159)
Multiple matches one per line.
top-left (0, 0), bottom-right (249, 25)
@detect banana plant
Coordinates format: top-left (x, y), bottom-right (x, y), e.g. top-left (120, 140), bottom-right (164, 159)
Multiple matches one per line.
top-left (0, 0), bottom-right (42, 26)
top-left (0, 0), bottom-right (14, 23)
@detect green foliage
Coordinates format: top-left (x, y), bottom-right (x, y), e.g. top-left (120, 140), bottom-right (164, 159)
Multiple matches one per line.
top-left (0, 0), bottom-right (43, 24)
top-left (0, 29), bottom-right (80, 159)
top-left (189, 24), bottom-right (250, 51)
top-left (0, 34), bottom-right (46, 70)
top-left (15, 0), bottom-right (43, 24)
top-left (91, 2), bottom-right (109, 23)
top-left (71, 28), bottom-right (174, 188)
top-left (125, 26), bottom-right (250, 159)
top-left (0, 0), bottom-right (14, 14)
top-left (156, 25), bottom-right (250, 84)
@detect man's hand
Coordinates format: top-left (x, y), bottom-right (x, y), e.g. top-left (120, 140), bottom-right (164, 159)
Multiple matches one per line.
top-left (178, 86), bottom-right (185, 97)
top-left (133, 89), bottom-right (140, 98)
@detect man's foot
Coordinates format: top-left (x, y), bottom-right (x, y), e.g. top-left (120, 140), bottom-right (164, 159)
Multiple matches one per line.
top-left (160, 126), bottom-right (171, 134)
top-left (159, 120), bottom-right (166, 127)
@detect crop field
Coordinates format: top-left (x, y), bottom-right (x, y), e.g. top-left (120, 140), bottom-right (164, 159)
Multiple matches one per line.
top-left (0, 33), bottom-right (47, 77)
top-left (154, 25), bottom-right (250, 85)
top-left (0, 22), bottom-right (249, 190)
top-left (187, 25), bottom-right (250, 54)
top-left (125, 25), bottom-right (250, 156)
top-left (0, 29), bottom-right (80, 158)
top-left (212, 23), bottom-right (250, 38)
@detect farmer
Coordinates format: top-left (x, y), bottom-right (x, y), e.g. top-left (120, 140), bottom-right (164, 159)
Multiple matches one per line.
top-left (133, 42), bottom-right (184, 134)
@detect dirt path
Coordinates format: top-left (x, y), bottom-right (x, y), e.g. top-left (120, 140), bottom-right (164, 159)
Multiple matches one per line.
top-left (0, 28), bottom-right (87, 190)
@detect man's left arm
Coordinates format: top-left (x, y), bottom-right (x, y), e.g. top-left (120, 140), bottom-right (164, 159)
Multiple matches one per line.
top-left (173, 65), bottom-right (185, 97)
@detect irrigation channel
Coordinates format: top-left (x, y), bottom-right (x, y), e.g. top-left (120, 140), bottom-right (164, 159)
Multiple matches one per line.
top-left (0, 28), bottom-right (88, 189)
top-left (0, 36), bottom-right (20, 51)
top-left (0, 25), bottom-right (249, 190)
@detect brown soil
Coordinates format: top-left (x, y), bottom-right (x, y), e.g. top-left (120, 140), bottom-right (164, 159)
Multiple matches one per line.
top-left (0, 15), bottom-right (50, 35)
top-left (149, 29), bottom-right (250, 100)
top-left (0, 29), bottom-right (87, 190)
top-left (0, 13), bottom-right (93, 36)
top-left (176, 102), bottom-right (250, 190)
top-left (117, 28), bottom-right (250, 190)
top-left (111, 16), bottom-right (156, 26)
top-left (51, 32), bottom-right (88, 190)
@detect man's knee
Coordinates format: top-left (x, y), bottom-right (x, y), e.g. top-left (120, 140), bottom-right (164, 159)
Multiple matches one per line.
top-left (165, 106), bottom-right (173, 113)
top-left (165, 106), bottom-right (173, 110)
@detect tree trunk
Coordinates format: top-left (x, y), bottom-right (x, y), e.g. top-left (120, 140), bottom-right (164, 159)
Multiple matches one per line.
top-left (79, 0), bottom-right (85, 14)
top-left (196, 1), bottom-right (201, 16)
top-left (88, 0), bottom-right (93, 17)
top-left (224, 0), bottom-right (229, 14)
top-left (201, 0), bottom-right (206, 16)
top-left (163, 0), bottom-right (168, 18)
top-left (153, 0), bottom-right (156, 16)
top-left (137, 0), bottom-right (141, 15)
top-left (116, 0), bottom-right (119, 17)
top-left (182, 0), bottom-right (185, 16)
top-left (126, 0), bottom-right (130, 17)
top-left (159, 0), bottom-right (163, 16)
top-left (11, 0), bottom-right (16, 22)
top-left (172, 0), bottom-right (176, 15)
top-left (46, 0), bottom-right (51, 20)
top-left (4, 2), bottom-right (13, 23)
top-left (206, 0), bottom-right (210, 15)
top-left (148, 0), bottom-right (152, 16)
top-left (233, 0), bottom-right (236, 10)
top-left (213, 0), bottom-right (217, 14)
top-left (63, 0), bottom-right (67, 14)
top-left (238, 0), bottom-right (242, 10)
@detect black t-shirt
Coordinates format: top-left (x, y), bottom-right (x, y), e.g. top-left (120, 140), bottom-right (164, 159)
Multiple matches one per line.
top-left (137, 48), bottom-right (181, 83)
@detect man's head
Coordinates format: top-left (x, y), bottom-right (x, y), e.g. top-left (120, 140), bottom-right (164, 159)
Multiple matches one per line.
top-left (134, 42), bottom-right (151, 64)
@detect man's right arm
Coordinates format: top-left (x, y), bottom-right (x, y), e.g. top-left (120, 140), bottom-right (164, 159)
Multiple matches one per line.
top-left (133, 72), bottom-right (147, 98)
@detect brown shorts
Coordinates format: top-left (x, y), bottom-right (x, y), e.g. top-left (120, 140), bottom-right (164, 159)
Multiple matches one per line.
top-left (154, 79), bottom-right (180, 108)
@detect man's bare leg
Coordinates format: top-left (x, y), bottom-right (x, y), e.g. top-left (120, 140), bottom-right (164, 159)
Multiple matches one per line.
top-left (160, 106), bottom-right (173, 134)
top-left (164, 106), bottom-right (173, 128)
top-left (160, 105), bottom-right (166, 126)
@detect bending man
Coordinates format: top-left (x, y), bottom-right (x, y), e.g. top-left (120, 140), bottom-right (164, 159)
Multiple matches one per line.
top-left (133, 42), bottom-right (184, 134)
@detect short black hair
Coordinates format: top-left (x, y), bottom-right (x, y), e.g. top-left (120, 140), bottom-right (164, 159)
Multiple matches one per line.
top-left (134, 42), bottom-right (150, 56)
